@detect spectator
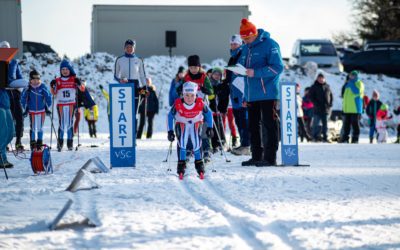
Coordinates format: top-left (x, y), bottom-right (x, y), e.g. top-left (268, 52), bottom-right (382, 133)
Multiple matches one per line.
top-left (0, 88), bottom-right (14, 168)
top-left (169, 66), bottom-right (185, 106)
top-left (375, 104), bottom-right (391, 143)
top-left (238, 19), bottom-right (284, 167)
top-left (137, 78), bottom-right (159, 139)
top-left (209, 67), bottom-right (229, 152)
top-left (302, 87), bottom-right (314, 137)
top-left (114, 39), bottom-right (147, 115)
top-left (309, 73), bottom-right (333, 142)
top-left (225, 34), bottom-right (250, 156)
top-left (393, 106), bottom-right (400, 143)
top-left (296, 83), bottom-right (311, 142)
top-left (0, 41), bottom-right (27, 151)
top-left (366, 90), bottom-right (382, 143)
top-left (340, 70), bottom-right (364, 143)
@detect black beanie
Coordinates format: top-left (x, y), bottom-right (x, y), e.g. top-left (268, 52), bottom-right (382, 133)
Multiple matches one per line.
top-left (125, 39), bottom-right (136, 47)
top-left (188, 55), bottom-right (201, 67)
top-left (29, 70), bottom-right (40, 79)
top-left (177, 66), bottom-right (185, 74)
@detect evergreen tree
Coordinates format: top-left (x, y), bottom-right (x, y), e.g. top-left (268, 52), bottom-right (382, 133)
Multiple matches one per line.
top-left (353, 0), bottom-right (400, 40)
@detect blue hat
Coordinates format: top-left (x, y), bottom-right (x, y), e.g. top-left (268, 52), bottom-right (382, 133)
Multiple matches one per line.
top-left (60, 59), bottom-right (76, 76)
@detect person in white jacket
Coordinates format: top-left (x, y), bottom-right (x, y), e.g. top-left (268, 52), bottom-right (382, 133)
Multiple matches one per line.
top-left (114, 39), bottom-right (147, 113)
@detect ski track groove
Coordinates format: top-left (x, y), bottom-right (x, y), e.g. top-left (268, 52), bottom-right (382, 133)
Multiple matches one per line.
top-left (175, 175), bottom-right (269, 250)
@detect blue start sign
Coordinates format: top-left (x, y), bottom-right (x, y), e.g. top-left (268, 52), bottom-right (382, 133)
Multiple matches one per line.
top-left (109, 83), bottom-right (136, 168)
top-left (280, 82), bottom-right (299, 166)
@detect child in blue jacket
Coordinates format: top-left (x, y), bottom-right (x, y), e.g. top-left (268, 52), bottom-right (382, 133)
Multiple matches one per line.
top-left (21, 70), bottom-right (52, 150)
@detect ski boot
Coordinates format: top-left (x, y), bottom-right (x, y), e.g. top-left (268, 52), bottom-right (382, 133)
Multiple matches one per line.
top-left (36, 140), bottom-right (43, 150)
top-left (177, 160), bottom-right (186, 180)
top-left (195, 160), bottom-right (205, 180)
top-left (30, 140), bottom-right (37, 151)
top-left (67, 139), bottom-right (73, 151)
top-left (57, 139), bottom-right (64, 152)
top-left (15, 143), bottom-right (24, 152)
top-left (232, 136), bottom-right (238, 148)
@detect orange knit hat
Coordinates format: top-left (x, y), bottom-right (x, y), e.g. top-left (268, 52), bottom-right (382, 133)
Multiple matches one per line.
top-left (240, 18), bottom-right (258, 39)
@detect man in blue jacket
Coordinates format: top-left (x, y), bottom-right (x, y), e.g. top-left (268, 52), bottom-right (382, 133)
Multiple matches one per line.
top-left (238, 19), bottom-right (284, 166)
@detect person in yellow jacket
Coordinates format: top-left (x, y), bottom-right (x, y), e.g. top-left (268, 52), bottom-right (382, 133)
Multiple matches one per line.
top-left (84, 103), bottom-right (99, 138)
top-left (340, 70), bottom-right (364, 143)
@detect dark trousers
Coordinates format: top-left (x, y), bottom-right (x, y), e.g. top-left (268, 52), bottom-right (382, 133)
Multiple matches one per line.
top-left (341, 113), bottom-right (361, 143)
top-left (232, 108), bottom-right (250, 147)
top-left (7, 90), bottom-right (24, 143)
top-left (312, 113), bottom-right (328, 141)
top-left (297, 117), bottom-right (310, 142)
top-left (248, 100), bottom-right (280, 162)
top-left (87, 120), bottom-right (97, 138)
top-left (211, 114), bottom-right (226, 149)
top-left (137, 112), bottom-right (156, 139)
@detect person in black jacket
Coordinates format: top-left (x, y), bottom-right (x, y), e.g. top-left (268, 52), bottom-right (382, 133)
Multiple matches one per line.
top-left (366, 90), bottom-right (382, 143)
top-left (309, 73), bottom-right (333, 142)
top-left (209, 67), bottom-right (230, 151)
top-left (137, 78), bottom-right (159, 139)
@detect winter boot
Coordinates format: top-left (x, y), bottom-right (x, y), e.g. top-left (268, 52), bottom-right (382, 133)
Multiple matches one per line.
top-left (36, 139), bottom-right (43, 148)
top-left (231, 146), bottom-right (250, 156)
top-left (241, 158), bottom-right (262, 166)
top-left (351, 137), bottom-right (359, 144)
top-left (15, 138), bottom-right (24, 151)
top-left (67, 139), bottom-right (73, 151)
top-left (57, 139), bottom-right (64, 152)
top-left (369, 137), bottom-right (374, 144)
top-left (195, 159), bottom-right (205, 179)
top-left (395, 137), bottom-right (400, 144)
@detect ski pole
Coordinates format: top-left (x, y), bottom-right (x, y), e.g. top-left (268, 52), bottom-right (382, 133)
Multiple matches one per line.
top-left (213, 116), bottom-right (231, 162)
top-left (0, 154), bottom-right (8, 180)
top-left (167, 142), bottom-right (173, 172)
top-left (163, 140), bottom-right (173, 162)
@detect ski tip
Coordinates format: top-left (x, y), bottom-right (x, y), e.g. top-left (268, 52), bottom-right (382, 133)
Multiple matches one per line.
top-left (179, 173), bottom-right (184, 180)
top-left (199, 172), bottom-right (204, 180)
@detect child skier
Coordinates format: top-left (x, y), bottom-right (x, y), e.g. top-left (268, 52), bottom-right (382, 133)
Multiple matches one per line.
top-left (376, 103), bottom-right (392, 143)
top-left (167, 81), bottom-right (213, 179)
top-left (21, 70), bottom-right (52, 150)
top-left (50, 60), bottom-right (85, 151)
top-left (84, 98), bottom-right (99, 138)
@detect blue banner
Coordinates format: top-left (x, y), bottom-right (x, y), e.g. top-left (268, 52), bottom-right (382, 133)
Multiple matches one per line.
top-left (109, 83), bottom-right (136, 168)
top-left (280, 82), bottom-right (299, 166)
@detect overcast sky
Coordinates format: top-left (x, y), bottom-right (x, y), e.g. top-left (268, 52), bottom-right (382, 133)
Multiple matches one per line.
top-left (21, 0), bottom-right (353, 59)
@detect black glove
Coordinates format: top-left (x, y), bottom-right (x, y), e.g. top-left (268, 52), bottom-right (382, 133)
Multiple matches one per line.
top-left (75, 78), bottom-right (82, 86)
top-left (206, 127), bottom-right (214, 138)
top-left (233, 97), bottom-right (239, 103)
top-left (167, 131), bottom-right (175, 142)
top-left (45, 110), bottom-right (52, 116)
top-left (99, 84), bottom-right (103, 90)
top-left (22, 110), bottom-right (28, 118)
top-left (50, 79), bottom-right (56, 89)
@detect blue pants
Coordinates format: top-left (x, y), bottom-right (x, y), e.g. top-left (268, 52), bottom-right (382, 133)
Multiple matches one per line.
top-left (175, 122), bottom-right (203, 161)
top-left (312, 113), bottom-right (328, 140)
top-left (369, 120), bottom-right (376, 139)
top-left (233, 108), bottom-right (250, 147)
top-left (0, 108), bottom-right (15, 162)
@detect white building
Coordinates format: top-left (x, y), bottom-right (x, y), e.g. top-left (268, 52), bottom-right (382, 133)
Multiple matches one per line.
top-left (91, 5), bottom-right (250, 62)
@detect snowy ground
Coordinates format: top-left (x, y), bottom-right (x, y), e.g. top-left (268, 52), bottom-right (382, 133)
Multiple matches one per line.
top-left (1, 53), bottom-right (399, 249)
top-left (0, 122), bottom-right (399, 249)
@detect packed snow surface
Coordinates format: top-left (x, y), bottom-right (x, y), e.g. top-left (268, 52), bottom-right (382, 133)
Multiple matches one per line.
top-left (0, 53), bottom-right (399, 249)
